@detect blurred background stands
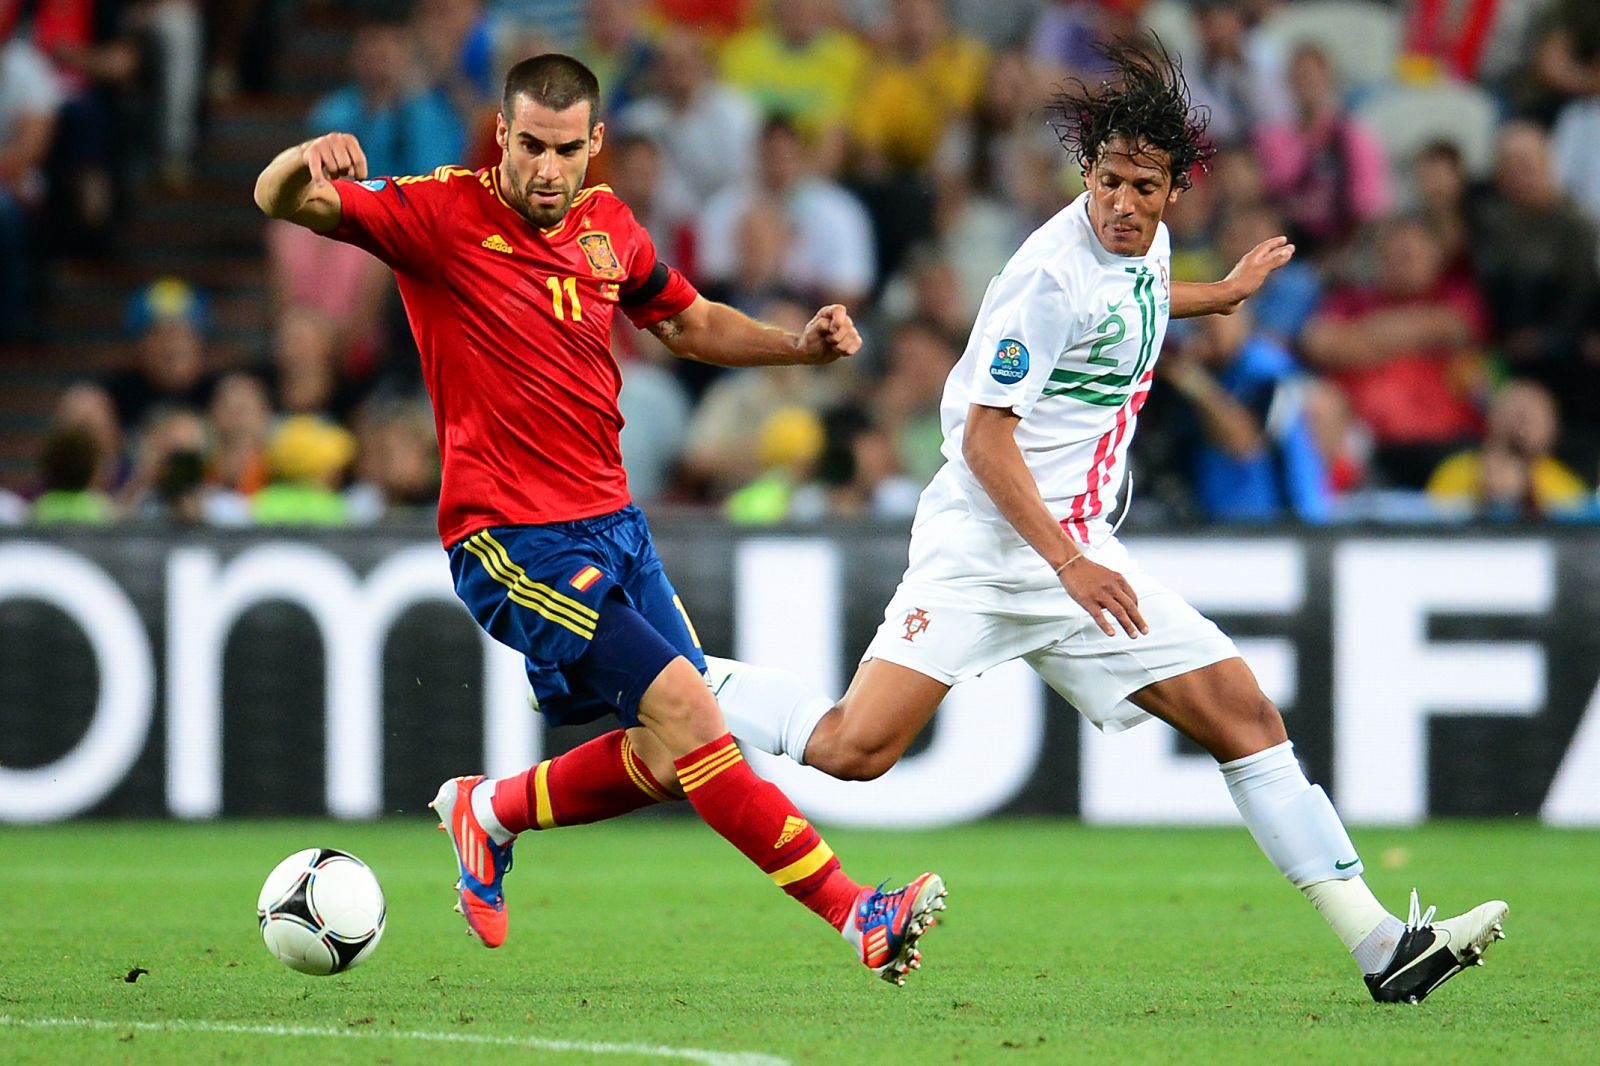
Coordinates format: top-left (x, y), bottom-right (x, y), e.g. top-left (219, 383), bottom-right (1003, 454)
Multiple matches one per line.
top-left (4, 0), bottom-right (1600, 528)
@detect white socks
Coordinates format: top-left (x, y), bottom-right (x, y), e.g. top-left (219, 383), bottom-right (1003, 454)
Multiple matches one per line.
top-left (1304, 879), bottom-right (1405, 973)
top-left (1221, 741), bottom-right (1403, 974)
top-left (1221, 740), bottom-right (1361, 885)
top-left (703, 656), bottom-right (835, 764)
top-left (704, 669), bottom-right (1412, 972)
top-left (470, 779), bottom-right (514, 845)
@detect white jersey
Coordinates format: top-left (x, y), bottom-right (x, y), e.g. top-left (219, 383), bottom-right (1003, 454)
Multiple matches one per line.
top-left (928, 191), bottom-right (1172, 544)
top-left (855, 196), bottom-right (1235, 733)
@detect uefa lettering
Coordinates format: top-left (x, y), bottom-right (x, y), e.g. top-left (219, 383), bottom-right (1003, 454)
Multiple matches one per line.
top-left (0, 543), bottom-right (154, 821)
top-left (164, 543), bottom-right (535, 820)
top-left (1, 531), bottom-right (1598, 826)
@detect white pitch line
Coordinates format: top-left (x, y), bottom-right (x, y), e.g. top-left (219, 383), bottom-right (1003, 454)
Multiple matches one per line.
top-left (0, 1015), bottom-right (789, 1066)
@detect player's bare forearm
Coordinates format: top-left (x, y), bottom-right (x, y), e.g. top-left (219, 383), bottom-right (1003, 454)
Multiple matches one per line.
top-left (254, 143), bottom-right (317, 219)
top-left (649, 297), bottom-right (860, 367)
top-left (649, 299), bottom-right (797, 366)
top-left (253, 132), bottom-right (367, 233)
top-left (964, 403), bottom-right (1147, 638)
top-left (1172, 236), bottom-right (1295, 319)
top-left (962, 405), bottom-right (1078, 571)
top-left (1171, 280), bottom-right (1246, 319)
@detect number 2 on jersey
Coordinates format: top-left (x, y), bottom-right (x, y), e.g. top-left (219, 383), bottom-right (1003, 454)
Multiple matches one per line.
top-left (1088, 313), bottom-right (1126, 366)
top-left (546, 276), bottom-right (583, 322)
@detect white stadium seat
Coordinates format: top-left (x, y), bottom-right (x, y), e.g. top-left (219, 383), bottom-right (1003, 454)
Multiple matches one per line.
top-left (1355, 80), bottom-right (1501, 177)
top-left (1257, 0), bottom-right (1402, 92)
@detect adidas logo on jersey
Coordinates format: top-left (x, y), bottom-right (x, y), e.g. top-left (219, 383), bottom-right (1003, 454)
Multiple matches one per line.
top-left (481, 234), bottom-right (514, 254)
top-left (774, 815), bottom-right (809, 849)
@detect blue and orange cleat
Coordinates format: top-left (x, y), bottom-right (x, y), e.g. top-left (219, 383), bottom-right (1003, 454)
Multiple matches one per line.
top-left (428, 775), bottom-right (514, 948)
top-left (851, 872), bottom-right (947, 985)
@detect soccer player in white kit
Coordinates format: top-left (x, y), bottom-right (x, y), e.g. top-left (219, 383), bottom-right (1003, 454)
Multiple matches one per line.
top-left (710, 41), bottom-right (1508, 1004)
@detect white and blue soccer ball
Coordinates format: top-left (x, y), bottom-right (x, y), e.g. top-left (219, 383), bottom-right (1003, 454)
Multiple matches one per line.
top-left (257, 848), bottom-right (386, 975)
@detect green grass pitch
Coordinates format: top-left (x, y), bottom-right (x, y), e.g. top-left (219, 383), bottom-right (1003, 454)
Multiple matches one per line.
top-left (1, 818), bottom-right (1593, 1064)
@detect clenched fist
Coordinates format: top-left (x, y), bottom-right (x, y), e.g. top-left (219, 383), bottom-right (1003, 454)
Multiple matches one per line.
top-left (302, 132), bottom-right (370, 187)
top-left (798, 304), bottom-right (862, 364)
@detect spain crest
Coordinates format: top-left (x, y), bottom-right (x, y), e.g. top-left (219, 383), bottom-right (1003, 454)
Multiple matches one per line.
top-left (577, 231), bottom-right (625, 280)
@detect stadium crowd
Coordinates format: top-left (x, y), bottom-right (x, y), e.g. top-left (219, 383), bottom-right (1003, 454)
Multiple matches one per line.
top-left (7, 0), bottom-right (1600, 527)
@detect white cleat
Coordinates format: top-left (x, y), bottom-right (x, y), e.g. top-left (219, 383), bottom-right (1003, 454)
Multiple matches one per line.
top-left (1365, 890), bottom-right (1508, 1004)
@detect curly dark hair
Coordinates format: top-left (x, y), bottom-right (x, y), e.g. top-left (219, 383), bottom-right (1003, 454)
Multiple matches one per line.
top-left (1050, 35), bottom-right (1214, 191)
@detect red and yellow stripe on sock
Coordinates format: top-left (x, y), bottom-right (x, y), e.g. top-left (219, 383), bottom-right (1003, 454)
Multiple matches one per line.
top-left (768, 837), bottom-right (838, 894)
top-left (674, 736), bottom-right (843, 897)
top-left (762, 813), bottom-right (840, 896)
top-left (620, 734), bottom-right (674, 803)
top-left (531, 759), bottom-right (557, 829)
top-left (677, 737), bottom-right (744, 792)
top-left (493, 730), bottom-right (675, 837)
top-left (527, 733), bottom-right (673, 831)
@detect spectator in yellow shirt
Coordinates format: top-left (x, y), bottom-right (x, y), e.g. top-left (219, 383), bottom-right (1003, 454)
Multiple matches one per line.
top-left (852, 0), bottom-right (990, 175)
top-left (1427, 380), bottom-right (1587, 519)
top-left (720, 0), bottom-right (865, 167)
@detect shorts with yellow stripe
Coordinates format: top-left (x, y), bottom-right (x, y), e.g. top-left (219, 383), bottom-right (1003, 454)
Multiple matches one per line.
top-left (448, 506), bottom-right (706, 727)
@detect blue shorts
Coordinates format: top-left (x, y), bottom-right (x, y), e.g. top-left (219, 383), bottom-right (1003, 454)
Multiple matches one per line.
top-left (448, 506), bottom-right (706, 727)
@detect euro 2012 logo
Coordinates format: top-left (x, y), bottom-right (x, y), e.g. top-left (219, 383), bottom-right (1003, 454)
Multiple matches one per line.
top-left (988, 338), bottom-right (1029, 384)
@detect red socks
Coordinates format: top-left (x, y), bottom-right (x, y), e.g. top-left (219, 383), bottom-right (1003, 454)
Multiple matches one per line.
top-left (491, 730), bottom-right (673, 833)
top-left (489, 731), bottom-right (861, 932)
top-left (674, 734), bottom-right (861, 930)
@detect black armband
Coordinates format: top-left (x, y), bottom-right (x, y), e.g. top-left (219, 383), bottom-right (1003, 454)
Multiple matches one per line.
top-left (620, 261), bottom-right (670, 308)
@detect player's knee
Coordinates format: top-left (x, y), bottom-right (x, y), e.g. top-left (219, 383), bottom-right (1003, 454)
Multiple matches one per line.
top-left (832, 753), bottom-right (896, 782)
top-left (651, 686), bottom-right (722, 733)
top-left (1248, 691), bottom-right (1287, 744)
top-left (639, 667), bottom-right (725, 746)
top-left (825, 740), bottom-right (899, 782)
top-left (812, 710), bottom-right (918, 781)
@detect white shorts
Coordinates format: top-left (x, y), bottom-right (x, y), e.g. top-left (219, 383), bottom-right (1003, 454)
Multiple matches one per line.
top-left (862, 505), bottom-right (1239, 733)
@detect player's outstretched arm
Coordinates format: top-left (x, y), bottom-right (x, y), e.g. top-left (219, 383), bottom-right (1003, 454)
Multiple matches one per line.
top-left (253, 132), bottom-right (369, 233)
top-left (963, 403), bottom-right (1147, 640)
top-left (1171, 236), bottom-right (1295, 319)
top-left (648, 297), bottom-right (861, 367)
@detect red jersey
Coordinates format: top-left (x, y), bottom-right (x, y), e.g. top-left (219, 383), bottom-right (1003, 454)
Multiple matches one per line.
top-left (1318, 277), bottom-right (1487, 447)
top-left (329, 165), bottom-right (698, 545)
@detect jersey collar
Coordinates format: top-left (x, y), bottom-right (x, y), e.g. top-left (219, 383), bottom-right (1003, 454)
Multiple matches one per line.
top-left (488, 166), bottom-right (599, 240)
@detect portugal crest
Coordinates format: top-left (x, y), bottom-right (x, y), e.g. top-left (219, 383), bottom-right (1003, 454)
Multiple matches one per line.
top-left (902, 607), bottom-right (931, 642)
top-left (577, 231), bottom-right (625, 279)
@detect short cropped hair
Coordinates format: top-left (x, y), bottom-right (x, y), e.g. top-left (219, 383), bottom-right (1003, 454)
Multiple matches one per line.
top-left (1051, 35), bottom-right (1214, 191)
top-left (502, 53), bottom-right (602, 127)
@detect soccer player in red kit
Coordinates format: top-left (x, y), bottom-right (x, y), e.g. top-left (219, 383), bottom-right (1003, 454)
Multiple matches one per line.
top-left (253, 53), bottom-right (944, 983)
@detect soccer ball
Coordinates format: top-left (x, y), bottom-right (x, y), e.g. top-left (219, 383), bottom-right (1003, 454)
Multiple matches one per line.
top-left (257, 848), bottom-right (386, 975)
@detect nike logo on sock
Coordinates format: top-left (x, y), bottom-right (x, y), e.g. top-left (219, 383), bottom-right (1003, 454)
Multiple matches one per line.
top-left (1335, 858), bottom-right (1360, 870)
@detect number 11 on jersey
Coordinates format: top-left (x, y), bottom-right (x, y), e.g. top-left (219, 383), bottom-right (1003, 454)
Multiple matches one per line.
top-left (546, 276), bottom-right (583, 322)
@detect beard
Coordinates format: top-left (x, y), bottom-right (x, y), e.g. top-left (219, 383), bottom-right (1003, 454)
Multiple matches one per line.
top-left (517, 181), bottom-right (572, 226)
